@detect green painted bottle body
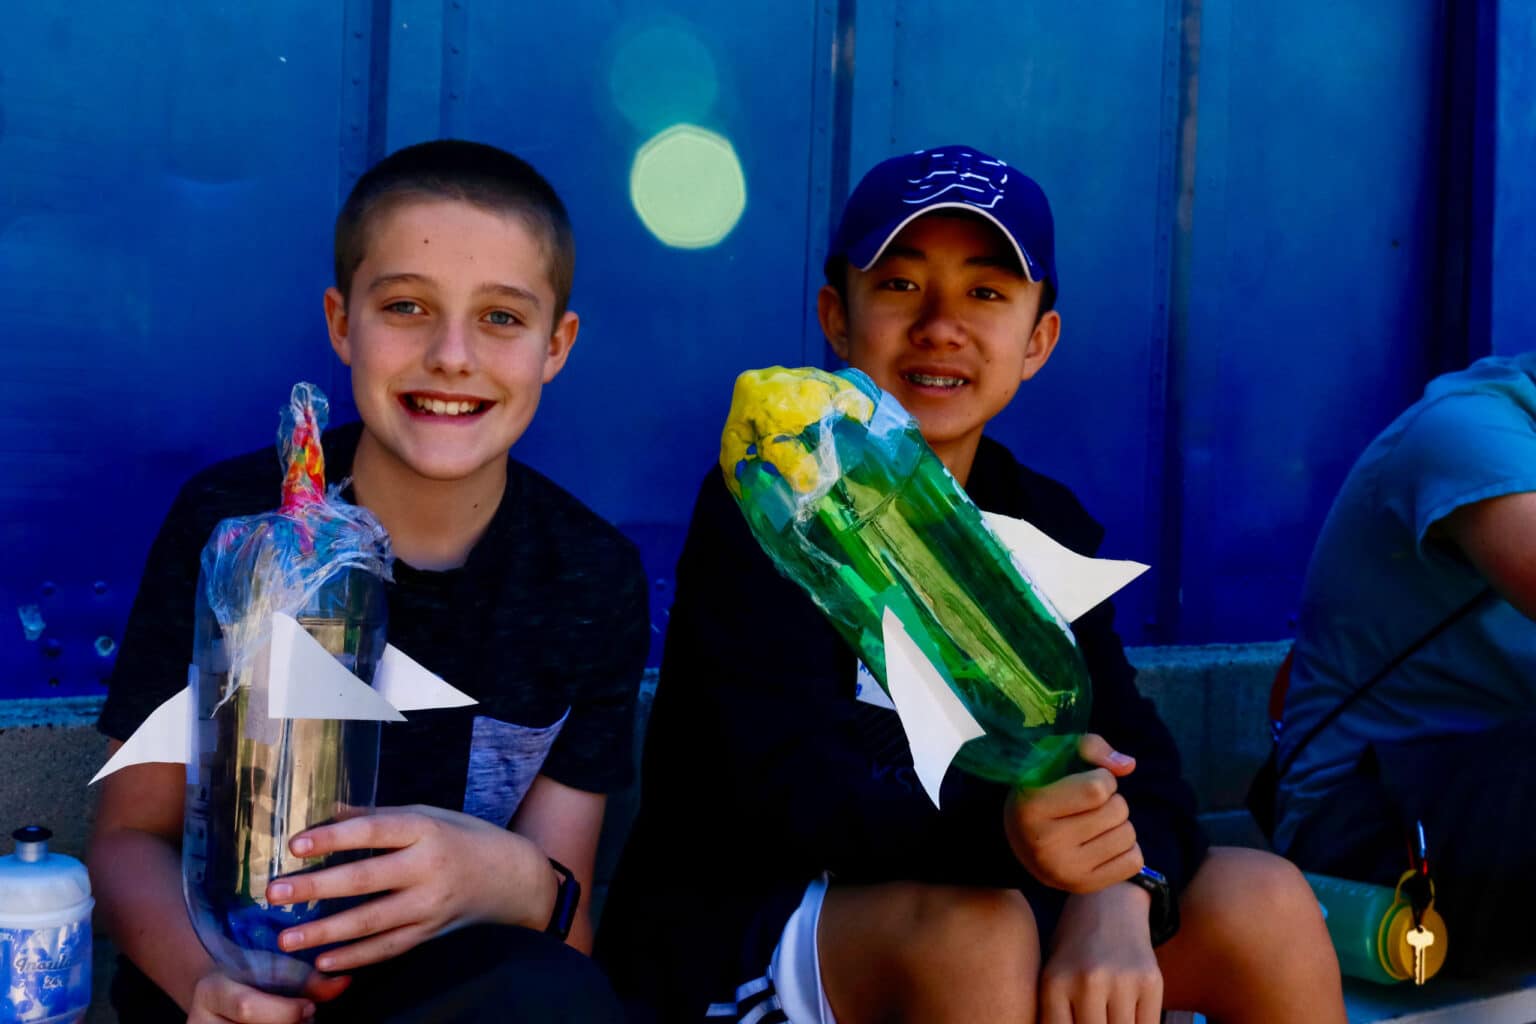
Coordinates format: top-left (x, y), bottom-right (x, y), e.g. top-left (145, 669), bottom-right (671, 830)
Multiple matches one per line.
top-left (726, 368), bottom-right (1088, 788)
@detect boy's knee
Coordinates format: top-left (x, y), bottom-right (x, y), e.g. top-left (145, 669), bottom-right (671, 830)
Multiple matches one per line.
top-left (825, 883), bottom-right (1041, 1021)
top-left (1186, 847), bottom-right (1323, 951)
top-left (897, 884), bottom-right (1040, 977)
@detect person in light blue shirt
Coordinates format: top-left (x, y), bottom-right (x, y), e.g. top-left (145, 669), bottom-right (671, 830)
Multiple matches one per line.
top-left (1277, 351), bottom-right (1536, 977)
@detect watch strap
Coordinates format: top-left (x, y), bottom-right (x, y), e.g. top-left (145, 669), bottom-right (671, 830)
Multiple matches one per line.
top-left (1127, 865), bottom-right (1180, 946)
top-left (545, 857), bottom-right (581, 941)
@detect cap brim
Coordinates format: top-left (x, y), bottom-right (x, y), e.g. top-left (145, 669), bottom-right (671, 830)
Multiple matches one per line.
top-left (851, 201), bottom-right (1042, 284)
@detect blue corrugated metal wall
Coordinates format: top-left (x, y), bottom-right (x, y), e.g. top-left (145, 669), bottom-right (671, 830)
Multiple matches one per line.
top-left (2, 1), bottom-right (1516, 698)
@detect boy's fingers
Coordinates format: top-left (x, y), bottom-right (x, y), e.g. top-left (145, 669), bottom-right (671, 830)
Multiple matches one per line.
top-left (1039, 983), bottom-right (1073, 1024)
top-left (1077, 733), bottom-right (1136, 777)
top-left (204, 977), bottom-right (312, 1023)
top-left (1107, 985), bottom-right (1139, 1024)
top-left (310, 923), bottom-right (431, 973)
top-left (300, 972), bottom-right (354, 1003)
top-left (1089, 844), bottom-right (1146, 891)
top-left (1032, 767), bottom-right (1119, 819)
top-left (1079, 821), bottom-right (1138, 876)
top-left (1056, 792), bottom-right (1130, 848)
top-left (1069, 822), bottom-right (1142, 878)
top-left (278, 890), bottom-right (418, 951)
top-left (269, 850), bottom-right (407, 906)
top-left (291, 810), bottom-right (422, 857)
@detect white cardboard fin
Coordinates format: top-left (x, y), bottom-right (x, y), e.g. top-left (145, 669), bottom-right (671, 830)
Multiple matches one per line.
top-left (981, 511), bottom-right (1149, 623)
top-left (90, 686), bottom-right (192, 784)
top-left (881, 608), bottom-right (985, 808)
top-left (269, 612), bottom-right (406, 722)
top-left (374, 643), bottom-right (477, 711)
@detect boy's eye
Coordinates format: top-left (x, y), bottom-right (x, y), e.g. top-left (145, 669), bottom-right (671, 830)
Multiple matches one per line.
top-left (971, 286), bottom-right (1005, 301)
top-left (876, 278), bottom-right (919, 293)
top-left (384, 300), bottom-right (424, 315)
top-left (485, 310), bottom-right (523, 327)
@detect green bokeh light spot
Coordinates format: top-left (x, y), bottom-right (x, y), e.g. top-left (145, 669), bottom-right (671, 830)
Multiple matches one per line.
top-left (630, 125), bottom-right (746, 250)
top-left (609, 25), bottom-right (718, 132)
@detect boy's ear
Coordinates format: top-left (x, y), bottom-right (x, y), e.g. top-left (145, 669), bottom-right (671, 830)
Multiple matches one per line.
top-left (541, 310), bottom-right (581, 384)
top-left (817, 285), bottom-right (851, 360)
top-left (323, 287), bottom-right (352, 365)
top-left (1020, 309), bottom-right (1061, 382)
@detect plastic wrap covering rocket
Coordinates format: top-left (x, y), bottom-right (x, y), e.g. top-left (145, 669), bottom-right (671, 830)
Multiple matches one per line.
top-left (91, 382), bottom-right (477, 996)
top-left (184, 381), bottom-right (393, 995)
top-left (722, 367), bottom-right (1148, 797)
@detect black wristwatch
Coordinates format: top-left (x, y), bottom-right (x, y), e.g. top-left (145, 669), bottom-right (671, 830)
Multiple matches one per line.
top-left (1126, 866), bottom-right (1179, 946)
top-left (545, 857), bottom-right (581, 941)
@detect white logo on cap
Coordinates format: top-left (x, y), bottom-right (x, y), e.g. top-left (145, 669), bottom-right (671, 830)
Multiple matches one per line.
top-left (903, 149), bottom-right (1009, 208)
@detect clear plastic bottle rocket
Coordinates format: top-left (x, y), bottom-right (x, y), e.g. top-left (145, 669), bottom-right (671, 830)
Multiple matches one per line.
top-left (721, 366), bottom-right (1093, 788)
top-left (181, 382), bottom-right (392, 994)
top-left (0, 826), bottom-right (93, 1024)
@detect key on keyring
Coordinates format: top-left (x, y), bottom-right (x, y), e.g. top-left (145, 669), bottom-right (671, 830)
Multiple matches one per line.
top-left (1406, 926), bottom-right (1435, 985)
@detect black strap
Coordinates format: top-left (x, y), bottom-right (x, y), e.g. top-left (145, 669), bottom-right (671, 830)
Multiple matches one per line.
top-left (1273, 586), bottom-right (1493, 779)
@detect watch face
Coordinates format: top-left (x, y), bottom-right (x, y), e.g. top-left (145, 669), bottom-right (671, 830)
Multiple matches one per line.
top-left (1132, 867), bottom-right (1179, 947)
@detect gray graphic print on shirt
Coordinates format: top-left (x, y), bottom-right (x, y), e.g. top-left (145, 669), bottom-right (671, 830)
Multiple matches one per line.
top-left (463, 709), bottom-right (570, 825)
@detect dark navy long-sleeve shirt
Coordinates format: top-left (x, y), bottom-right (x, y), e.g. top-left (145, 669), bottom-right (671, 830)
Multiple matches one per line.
top-left (599, 436), bottom-right (1207, 1020)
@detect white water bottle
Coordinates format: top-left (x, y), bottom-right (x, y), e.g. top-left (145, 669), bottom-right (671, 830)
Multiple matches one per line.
top-left (0, 827), bottom-right (93, 1023)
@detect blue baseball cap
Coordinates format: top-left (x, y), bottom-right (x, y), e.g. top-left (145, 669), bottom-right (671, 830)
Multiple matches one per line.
top-left (826, 145), bottom-right (1057, 297)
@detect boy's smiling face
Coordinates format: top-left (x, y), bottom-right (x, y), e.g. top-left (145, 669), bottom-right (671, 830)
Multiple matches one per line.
top-left (324, 197), bottom-right (578, 487)
top-left (819, 212), bottom-right (1060, 484)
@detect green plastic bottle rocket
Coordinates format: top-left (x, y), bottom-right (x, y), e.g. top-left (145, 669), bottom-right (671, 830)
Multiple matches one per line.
top-left (721, 365), bottom-right (1092, 789)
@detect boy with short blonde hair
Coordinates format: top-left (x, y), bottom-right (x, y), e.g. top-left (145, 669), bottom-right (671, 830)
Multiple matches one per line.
top-left (92, 140), bottom-right (647, 1023)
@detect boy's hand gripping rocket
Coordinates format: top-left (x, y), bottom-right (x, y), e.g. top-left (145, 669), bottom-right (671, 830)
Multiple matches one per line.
top-left (721, 367), bottom-right (1147, 804)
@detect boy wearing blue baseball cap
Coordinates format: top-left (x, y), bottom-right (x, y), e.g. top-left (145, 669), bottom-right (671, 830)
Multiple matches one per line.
top-left (599, 147), bottom-right (1345, 1023)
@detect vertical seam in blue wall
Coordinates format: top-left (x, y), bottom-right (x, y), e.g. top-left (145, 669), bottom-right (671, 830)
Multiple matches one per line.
top-left (335, 0), bottom-right (391, 420)
top-left (803, 0), bottom-right (856, 369)
top-left (439, 0), bottom-right (467, 140)
top-left (1466, 0), bottom-right (1499, 361)
top-left (828, 0), bottom-right (855, 228)
top-left (1427, 0), bottom-right (1484, 375)
top-left (340, 0), bottom-right (373, 191)
top-left (366, 0), bottom-right (394, 167)
top-left (1145, 0), bottom-right (1200, 643)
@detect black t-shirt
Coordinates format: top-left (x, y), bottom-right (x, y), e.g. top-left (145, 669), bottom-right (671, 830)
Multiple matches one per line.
top-left (597, 436), bottom-right (1207, 1018)
top-left (100, 421), bottom-right (650, 812)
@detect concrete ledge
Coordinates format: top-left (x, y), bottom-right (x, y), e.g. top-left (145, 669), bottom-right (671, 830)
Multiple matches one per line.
top-left (1128, 641), bottom-right (1289, 814)
top-left (0, 698), bottom-right (107, 859)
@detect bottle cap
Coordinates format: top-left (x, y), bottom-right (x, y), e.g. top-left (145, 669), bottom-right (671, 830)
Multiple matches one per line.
top-left (12, 825), bottom-right (52, 863)
top-left (0, 824), bottom-right (92, 925)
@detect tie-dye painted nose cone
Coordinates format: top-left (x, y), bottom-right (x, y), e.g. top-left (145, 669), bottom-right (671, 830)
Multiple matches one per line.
top-left (720, 366), bottom-right (1089, 789)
